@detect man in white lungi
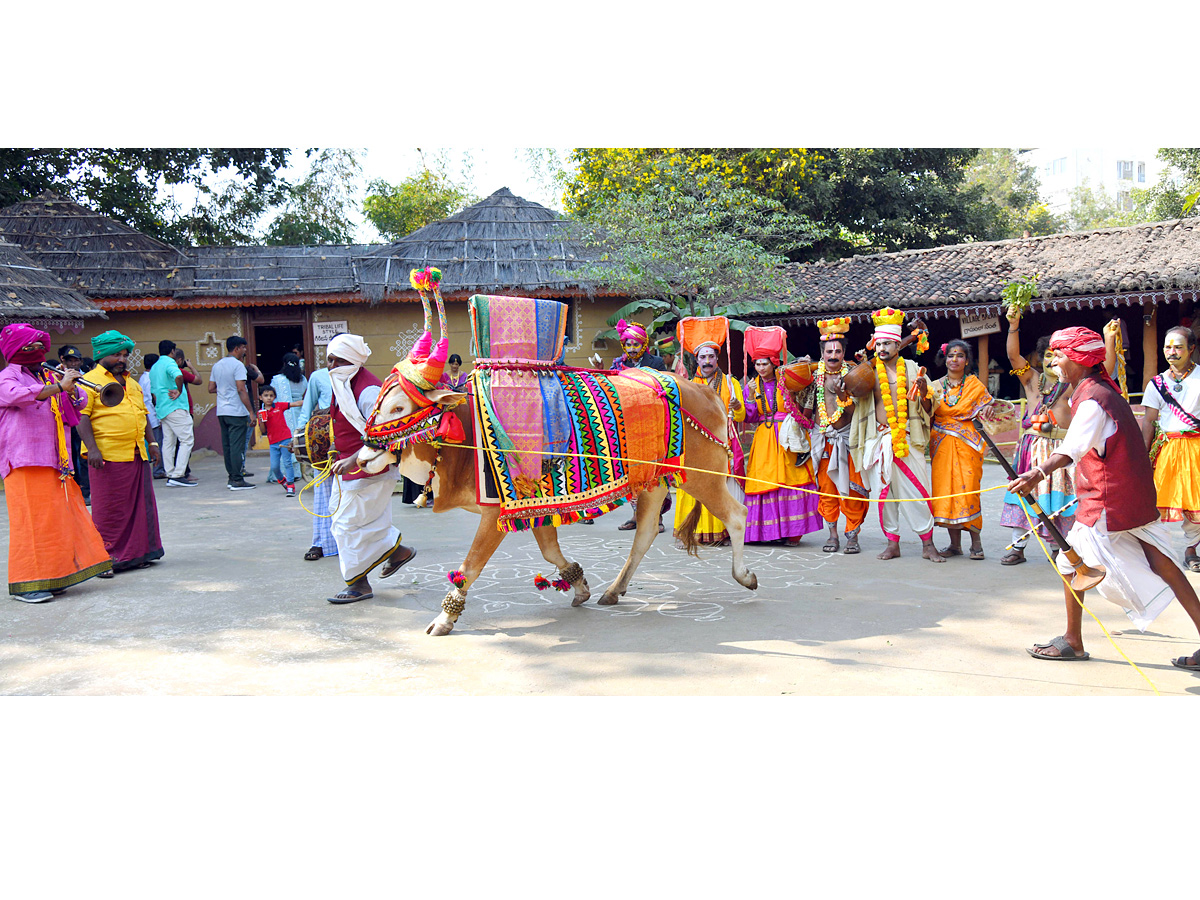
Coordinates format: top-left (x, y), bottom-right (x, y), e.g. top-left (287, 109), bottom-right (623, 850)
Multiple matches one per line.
top-left (325, 334), bottom-right (416, 604)
top-left (1008, 326), bottom-right (1200, 668)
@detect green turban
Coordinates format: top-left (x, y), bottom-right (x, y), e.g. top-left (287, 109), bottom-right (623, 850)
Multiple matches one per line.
top-left (91, 329), bottom-right (135, 359)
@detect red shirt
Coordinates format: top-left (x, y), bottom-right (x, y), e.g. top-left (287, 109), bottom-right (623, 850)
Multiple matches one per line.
top-left (261, 402), bottom-right (292, 444)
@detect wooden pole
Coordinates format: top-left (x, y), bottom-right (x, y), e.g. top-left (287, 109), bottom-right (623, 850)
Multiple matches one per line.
top-left (1142, 303), bottom-right (1157, 392)
top-left (977, 334), bottom-right (990, 388)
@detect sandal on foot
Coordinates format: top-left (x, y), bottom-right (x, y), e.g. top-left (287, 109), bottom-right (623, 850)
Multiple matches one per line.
top-left (380, 545), bottom-right (417, 578)
top-left (969, 548), bottom-right (985, 560)
top-left (1171, 650), bottom-right (1200, 671)
top-left (1000, 550), bottom-right (1026, 566)
top-left (1185, 549), bottom-right (1200, 573)
top-left (1027, 636), bottom-right (1089, 661)
top-left (940, 546), bottom-right (964, 557)
top-left (328, 588), bottom-right (373, 604)
top-left (617, 519), bottom-right (638, 531)
top-left (304, 546), bottom-right (324, 561)
top-left (822, 538), bottom-right (840, 553)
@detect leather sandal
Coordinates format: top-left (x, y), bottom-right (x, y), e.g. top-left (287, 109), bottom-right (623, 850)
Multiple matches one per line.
top-left (304, 546), bottom-right (324, 561)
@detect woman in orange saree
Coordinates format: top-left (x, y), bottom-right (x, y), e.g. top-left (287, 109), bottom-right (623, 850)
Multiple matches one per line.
top-left (930, 339), bottom-right (994, 560)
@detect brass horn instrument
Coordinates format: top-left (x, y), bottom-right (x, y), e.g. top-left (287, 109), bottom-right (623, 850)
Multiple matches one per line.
top-left (41, 363), bottom-right (125, 407)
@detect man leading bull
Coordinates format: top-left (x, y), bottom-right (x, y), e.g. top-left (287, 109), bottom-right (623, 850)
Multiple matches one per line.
top-left (324, 333), bottom-right (417, 604)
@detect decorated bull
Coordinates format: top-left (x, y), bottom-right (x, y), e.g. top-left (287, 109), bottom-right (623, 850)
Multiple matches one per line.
top-left (355, 268), bottom-right (758, 636)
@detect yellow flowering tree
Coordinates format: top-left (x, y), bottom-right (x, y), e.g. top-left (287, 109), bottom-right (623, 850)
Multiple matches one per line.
top-left (565, 148), bottom-right (994, 262)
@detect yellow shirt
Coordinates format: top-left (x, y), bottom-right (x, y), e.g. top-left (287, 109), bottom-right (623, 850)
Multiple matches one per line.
top-left (81, 365), bottom-right (150, 462)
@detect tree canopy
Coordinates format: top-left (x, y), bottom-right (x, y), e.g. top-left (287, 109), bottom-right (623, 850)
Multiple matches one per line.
top-left (0, 148), bottom-right (293, 246)
top-left (263, 149), bottom-right (362, 246)
top-left (563, 162), bottom-right (822, 340)
top-left (363, 155), bottom-right (477, 241)
top-left (564, 148), bottom-right (1002, 262)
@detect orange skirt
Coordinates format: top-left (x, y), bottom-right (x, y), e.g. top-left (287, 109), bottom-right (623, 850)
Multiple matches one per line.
top-left (4, 466), bottom-right (112, 594)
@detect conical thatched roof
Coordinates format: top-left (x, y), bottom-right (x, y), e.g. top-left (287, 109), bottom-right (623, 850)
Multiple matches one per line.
top-left (0, 193), bottom-right (192, 297)
top-left (0, 238), bottom-right (107, 321)
top-left (356, 187), bottom-right (600, 302)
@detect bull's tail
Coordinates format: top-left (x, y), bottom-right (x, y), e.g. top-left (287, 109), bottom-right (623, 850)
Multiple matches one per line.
top-left (678, 499), bottom-right (704, 558)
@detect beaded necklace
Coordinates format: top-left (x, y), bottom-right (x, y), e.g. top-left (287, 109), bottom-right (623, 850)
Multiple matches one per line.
top-left (875, 356), bottom-right (908, 457)
top-left (942, 376), bottom-right (965, 408)
top-left (815, 361), bottom-right (852, 428)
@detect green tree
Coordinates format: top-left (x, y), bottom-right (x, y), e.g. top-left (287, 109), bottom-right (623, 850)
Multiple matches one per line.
top-left (1134, 149), bottom-right (1200, 220)
top-left (963, 148), bottom-right (1062, 238)
top-left (0, 148), bottom-right (292, 246)
top-left (362, 154), bottom-right (478, 240)
top-left (563, 148), bottom-right (997, 262)
top-left (563, 163), bottom-right (824, 341)
top-left (263, 149), bottom-right (363, 246)
top-left (1063, 178), bottom-right (1124, 231)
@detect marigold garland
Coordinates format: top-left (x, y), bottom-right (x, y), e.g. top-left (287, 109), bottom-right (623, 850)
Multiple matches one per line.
top-left (876, 356), bottom-right (908, 458)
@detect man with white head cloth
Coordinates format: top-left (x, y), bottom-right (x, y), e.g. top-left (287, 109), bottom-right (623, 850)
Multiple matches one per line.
top-left (324, 334), bottom-right (417, 604)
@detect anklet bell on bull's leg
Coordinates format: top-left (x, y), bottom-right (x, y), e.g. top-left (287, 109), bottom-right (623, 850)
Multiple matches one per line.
top-left (427, 587), bottom-right (467, 636)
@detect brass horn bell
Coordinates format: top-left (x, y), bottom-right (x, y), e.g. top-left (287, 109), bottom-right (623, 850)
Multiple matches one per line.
top-left (42, 363), bottom-right (125, 407)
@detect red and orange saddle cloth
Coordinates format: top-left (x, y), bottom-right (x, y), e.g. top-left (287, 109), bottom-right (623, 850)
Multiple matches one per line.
top-left (469, 295), bottom-right (685, 531)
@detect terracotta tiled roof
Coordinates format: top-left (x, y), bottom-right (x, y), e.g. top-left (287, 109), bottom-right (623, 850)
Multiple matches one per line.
top-left (772, 219), bottom-right (1200, 323)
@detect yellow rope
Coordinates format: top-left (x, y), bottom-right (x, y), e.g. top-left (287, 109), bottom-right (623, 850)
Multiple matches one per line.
top-left (1019, 496), bottom-right (1159, 695)
top-left (421, 439), bottom-right (1007, 505)
top-left (297, 455), bottom-right (341, 518)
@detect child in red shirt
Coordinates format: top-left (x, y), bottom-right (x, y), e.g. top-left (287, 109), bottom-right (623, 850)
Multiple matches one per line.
top-left (256, 385), bottom-right (296, 496)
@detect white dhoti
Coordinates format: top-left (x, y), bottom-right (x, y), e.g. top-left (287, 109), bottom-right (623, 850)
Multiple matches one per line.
top-left (1056, 516), bottom-right (1178, 631)
top-left (331, 471), bottom-right (402, 584)
top-left (863, 428), bottom-right (934, 541)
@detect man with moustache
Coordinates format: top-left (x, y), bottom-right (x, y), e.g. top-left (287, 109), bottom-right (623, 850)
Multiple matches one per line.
top-left (671, 332), bottom-right (745, 545)
top-left (847, 308), bottom-right (943, 563)
top-left (1140, 325), bottom-right (1200, 573)
top-left (76, 330), bottom-right (164, 573)
top-left (1008, 327), bottom-right (1200, 668)
top-left (804, 318), bottom-right (868, 555)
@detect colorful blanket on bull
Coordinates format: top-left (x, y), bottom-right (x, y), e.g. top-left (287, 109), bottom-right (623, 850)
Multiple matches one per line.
top-left (472, 365), bottom-right (686, 531)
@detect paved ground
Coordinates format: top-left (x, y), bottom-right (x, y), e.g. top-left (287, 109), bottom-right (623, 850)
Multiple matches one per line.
top-left (2, 454), bottom-right (1199, 696)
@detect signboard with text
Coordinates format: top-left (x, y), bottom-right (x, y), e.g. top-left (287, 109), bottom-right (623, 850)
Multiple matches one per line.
top-left (312, 320), bottom-right (348, 345)
top-left (960, 313), bottom-right (1000, 339)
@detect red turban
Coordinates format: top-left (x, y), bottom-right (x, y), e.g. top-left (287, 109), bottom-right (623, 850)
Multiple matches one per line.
top-left (1049, 327), bottom-right (1106, 367)
top-left (744, 325), bottom-right (787, 367)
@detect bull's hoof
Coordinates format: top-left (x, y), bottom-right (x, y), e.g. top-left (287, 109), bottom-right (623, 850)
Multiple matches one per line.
top-left (597, 592), bottom-right (619, 606)
top-left (570, 577), bottom-right (591, 607)
top-left (426, 611), bottom-right (457, 636)
top-left (733, 568), bottom-right (758, 590)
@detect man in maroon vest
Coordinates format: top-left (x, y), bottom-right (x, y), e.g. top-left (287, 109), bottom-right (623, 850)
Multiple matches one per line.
top-left (1008, 326), bottom-right (1200, 669)
top-left (325, 334), bottom-right (416, 604)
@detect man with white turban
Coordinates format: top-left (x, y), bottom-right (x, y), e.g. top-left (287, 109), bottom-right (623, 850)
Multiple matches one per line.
top-left (324, 334), bottom-right (416, 604)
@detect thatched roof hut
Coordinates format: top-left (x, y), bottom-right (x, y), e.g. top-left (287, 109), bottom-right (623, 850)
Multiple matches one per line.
top-left (0, 237), bottom-right (106, 326)
top-left (356, 187), bottom-right (608, 302)
top-left (0, 193), bottom-right (192, 297)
